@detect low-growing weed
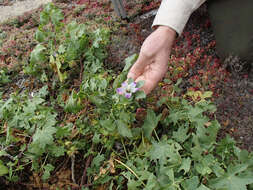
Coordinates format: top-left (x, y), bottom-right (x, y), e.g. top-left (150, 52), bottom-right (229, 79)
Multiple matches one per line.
top-left (0, 3), bottom-right (252, 189)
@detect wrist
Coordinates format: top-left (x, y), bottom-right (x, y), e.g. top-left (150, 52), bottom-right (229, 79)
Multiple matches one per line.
top-left (156, 26), bottom-right (177, 38)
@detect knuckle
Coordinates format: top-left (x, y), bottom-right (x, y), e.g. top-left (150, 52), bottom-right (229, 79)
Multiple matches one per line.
top-left (140, 47), bottom-right (153, 58)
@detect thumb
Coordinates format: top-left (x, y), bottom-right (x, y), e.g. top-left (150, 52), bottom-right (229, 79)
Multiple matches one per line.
top-left (127, 54), bottom-right (149, 80)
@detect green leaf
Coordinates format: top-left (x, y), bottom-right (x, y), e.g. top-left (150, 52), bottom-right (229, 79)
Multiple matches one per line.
top-left (0, 160), bottom-right (8, 176)
top-left (135, 91), bottom-right (146, 100)
top-left (36, 85), bottom-right (49, 98)
top-left (113, 73), bottom-right (126, 89)
top-left (148, 139), bottom-right (181, 165)
top-left (42, 164), bottom-right (54, 181)
top-left (163, 78), bottom-right (172, 84)
top-left (196, 184), bottom-right (211, 190)
top-left (67, 22), bottom-right (86, 40)
top-left (48, 145), bottom-right (65, 157)
top-left (40, 11), bottom-right (50, 25)
top-left (173, 78), bottom-right (182, 93)
top-left (30, 44), bottom-right (47, 64)
top-left (119, 111), bottom-right (131, 123)
top-left (182, 176), bottom-right (199, 190)
top-left (136, 80), bottom-right (145, 89)
top-left (172, 125), bottom-right (190, 143)
top-left (142, 109), bottom-right (161, 139)
top-left (128, 179), bottom-right (142, 190)
top-left (195, 162), bottom-right (212, 176)
top-left (123, 54), bottom-right (138, 72)
top-left (116, 120), bottom-right (133, 138)
top-left (234, 147), bottom-right (251, 163)
top-left (0, 69), bottom-right (11, 84)
top-left (202, 91), bottom-right (213, 99)
top-left (91, 154), bottom-right (105, 168)
top-left (92, 133), bottom-right (100, 144)
top-left (144, 174), bottom-right (160, 190)
top-left (35, 29), bottom-right (46, 43)
top-left (211, 162), bottom-right (225, 177)
top-left (196, 120), bottom-right (220, 149)
top-left (166, 110), bottom-right (186, 125)
top-left (50, 8), bottom-right (64, 25)
top-left (100, 119), bottom-right (116, 133)
top-left (55, 58), bottom-right (67, 82)
top-left (29, 126), bottom-right (57, 155)
top-left (209, 164), bottom-right (253, 190)
top-left (92, 28), bottom-right (109, 48)
top-left (127, 78), bottom-right (134, 84)
top-left (64, 90), bottom-right (82, 113)
top-left (188, 106), bottom-right (204, 118)
top-left (89, 96), bottom-right (104, 106)
top-left (55, 124), bottom-right (72, 139)
top-left (178, 157), bottom-right (191, 175)
top-left (44, 3), bottom-right (54, 13)
top-left (191, 144), bottom-right (203, 160)
top-left (58, 45), bottom-right (66, 54)
top-left (216, 135), bottom-right (236, 160)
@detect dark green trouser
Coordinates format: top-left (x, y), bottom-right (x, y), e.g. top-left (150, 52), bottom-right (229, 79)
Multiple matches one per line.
top-left (208, 0), bottom-right (253, 65)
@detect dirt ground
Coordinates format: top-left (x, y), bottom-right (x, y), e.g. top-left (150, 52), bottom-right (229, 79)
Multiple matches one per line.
top-left (0, 0), bottom-right (52, 23)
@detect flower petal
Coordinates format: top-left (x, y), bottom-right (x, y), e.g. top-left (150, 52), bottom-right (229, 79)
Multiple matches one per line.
top-left (125, 93), bottom-right (132, 99)
top-left (121, 81), bottom-right (128, 88)
top-left (129, 82), bottom-right (139, 93)
top-left (129, 82), bottom-right (137, 89)
top-left (116, 87), bottom-right (125, 95)
top-left (132, 87), bottom-right (139, 93)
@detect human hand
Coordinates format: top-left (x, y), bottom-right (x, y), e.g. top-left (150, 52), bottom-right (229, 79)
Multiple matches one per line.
top-left (127, 26), bottom-right (176, 94)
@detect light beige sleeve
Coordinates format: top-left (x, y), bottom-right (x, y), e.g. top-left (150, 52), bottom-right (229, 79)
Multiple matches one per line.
top-left (152, 0), bottom-right (206, 35)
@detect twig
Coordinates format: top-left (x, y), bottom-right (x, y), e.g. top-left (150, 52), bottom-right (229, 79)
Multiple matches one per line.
top-left (0, 145), bottom-right (15, 161)
top-left (4, 153), bottom-right (15, 161)
top-left (71, 155), bottom-right (77, 184)
top-left (18, 135), bottom-right (32, 159)
top-left (53, 157), bottom-right (70, 175)
top-left (80, 155), bottom-right (93, 187)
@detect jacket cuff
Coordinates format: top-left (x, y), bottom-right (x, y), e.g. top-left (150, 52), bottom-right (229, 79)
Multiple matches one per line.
top-left (152, 0), bottom-right (204, 36)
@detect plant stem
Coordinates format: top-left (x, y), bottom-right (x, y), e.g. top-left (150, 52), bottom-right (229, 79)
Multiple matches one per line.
top-left (71, 155), bottom-right (76, 184)
top-left (121, 138), bottom-right (129, 160)
top-left (154, 129), bottom-right (160, 142)
top-left (114, 158), bottom-right (146, 187)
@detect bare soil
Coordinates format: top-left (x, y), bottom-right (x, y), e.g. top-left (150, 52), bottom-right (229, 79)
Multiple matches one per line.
top-left (0, 0), bottom-right (52, 23)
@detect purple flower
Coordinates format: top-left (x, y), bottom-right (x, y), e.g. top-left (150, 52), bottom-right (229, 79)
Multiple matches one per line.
top-left (116, 81), bottom-right (139, 98)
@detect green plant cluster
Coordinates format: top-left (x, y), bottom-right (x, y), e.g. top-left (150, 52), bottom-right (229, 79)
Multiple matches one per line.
top-left (23, 3), bottom-right (109, 84)
top-left (0, 30), bottom-right (7, 47)
top-left (0, 3), bottom-right (253, 189)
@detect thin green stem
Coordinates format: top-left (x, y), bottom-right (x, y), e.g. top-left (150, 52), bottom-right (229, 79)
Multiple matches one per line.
top-left (154, 129), bottom-right (160, 142)
top-left (114, 158), bottom-right (146, 187)
top-left (142, 132), bottom-right (145, 147)
top-left (121, 138), bottom-right (129, 160)
top-left (41, 153), bottom-right (49, 170)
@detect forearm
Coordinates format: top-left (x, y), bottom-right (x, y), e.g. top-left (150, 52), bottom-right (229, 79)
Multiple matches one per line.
top-left (153, 0), bottom-right (206, 35)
